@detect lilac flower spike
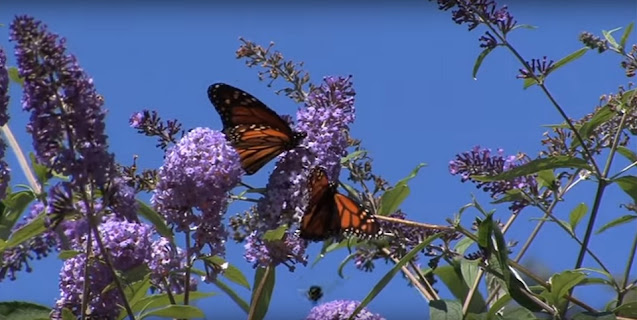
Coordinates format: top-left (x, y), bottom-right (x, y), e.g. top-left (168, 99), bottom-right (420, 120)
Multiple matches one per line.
top-left (153, 127), bottom-right (243, 260)
top-left (306, 300), bottom-right (386, 320)
top-left (0, 47), bottom-right (10, 198)
top-left (10, 15), bottom-right (115, 189)
top-left (244, 76), bottom-right (357, 269)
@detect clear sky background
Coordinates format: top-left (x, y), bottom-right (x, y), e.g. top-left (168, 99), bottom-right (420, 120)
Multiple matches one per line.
top-left (0, 1), bottom-right (636, 319)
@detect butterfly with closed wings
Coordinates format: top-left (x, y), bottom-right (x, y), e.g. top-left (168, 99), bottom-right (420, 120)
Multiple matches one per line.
top-left (299, 166), bottom-right (383, 241)
top-left (207, 83), bottom-right (307, 175)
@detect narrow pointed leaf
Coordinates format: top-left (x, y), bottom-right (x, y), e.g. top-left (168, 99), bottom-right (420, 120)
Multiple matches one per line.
top-left (571, 105), bottom-right (615, 149)
top-left (523, 77), bottom-right (538, 89)
top-left (341, 150), bottom-right (367, 164)
top-left (8, 67), bottom-right (24, 86)
top-left (569, 203), bottom-right (588, 232)
top-left (603, 28), bottom-right (621, 48)
top-left (139, 305), bottom-right (204, 319)
top-left (614, 175), bottom-right (637, 203)
top-left (263, 224), bottom-right (287, 241)
top-left (0, 301), bottom-right (51, 319)
top-left (379, 163), bottom-right (426, 215)
top-left (473, 156), bottom-right (591, 182)
top-left (617, 146), bottom-right (637, 162)
top-left (595, 214), bottom-right (637, 234)
top-left (549, 47), bottom-right (589, 76)
top-left (536, 169), bottom-right (556, 189)
top-left (620, 23), bottom-right (634, 49)
top-left (511, 24), bottom-right (537, 31)
top-left (213, 279), bottom-right (250, 314)
top-left (136, 200), bottom-right (172, 240)
top-left (0, 190), bottom-right (36, 240)
top-left (545, 270), bottom-right (586, 306)
top-left (473, 48), bottom-right (494, 80)
top-left (249, 266), bottom-right (276, 320)
top-left (3, 212), bottom-right (46, 249)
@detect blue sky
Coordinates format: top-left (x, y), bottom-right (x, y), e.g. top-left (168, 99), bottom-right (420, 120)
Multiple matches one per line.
top-left (0, 1), bottom-right (636, 319)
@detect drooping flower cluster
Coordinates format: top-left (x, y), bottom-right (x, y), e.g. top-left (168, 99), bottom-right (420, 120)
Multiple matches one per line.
top-left (449, 146), bottom-right (536, 212)
top-left (517, 56), bottom-right (555, 79)
top-left (432, 0), bottom-right (517, 49)
top-left (0, 202), bottom-right (60, 282)
top-left (53, 215), bottom-right (154, 319)
top-left (244, 232), bottom-right (307, 270)
top-left (152, 127), bottom-right (243, 262)
top-left (238, 76), bottom-right (357, 269)
top-left (10, 16), bottom-right (116, 190)
top-left (0, 47), bottom-right (9, 199)
top-left (306, 300), bottom-right (386, 320)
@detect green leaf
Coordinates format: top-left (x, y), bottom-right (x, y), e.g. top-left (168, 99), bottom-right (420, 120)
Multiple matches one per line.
top-left (603, 27), bottom-right (621, 49)
top-left (429, 300), bottom-right (463, 320)
top-left (3, 211), bottom-right (46, 250)
top-left (8, 67), bottom-right (24, 86)
top-left (30, 153), bottom-right (50, 187)
top-left (486, 294), bottom-right (512, 320)
top-left (136, 200), bottom-right (172, 240)
top-left (614, 300), bottom-right (637, 317)
top-left (523, 77), bottom-right (538, 89)
top-left (616, 146), bottom-right (637, 162)
top-left (212, 279), bottom-right (250, 314)
top-left (620, 23), bottom-right (634, 49)
top-left (572, 311), bottom-right (618, 320)
top-left (341, 150), bottom-right (367, 164)
top-left (0, 301), bottom-right (51, 320)
top-left (569, 203), bottom-right (588, 233)
top-left (123, 277), bottom-right (151, 317)
top-left (249, 266), bottom-right (276, 320)
top-left (61, 308), bottom-right (75, 320)
top-left (58, 250), bottom-right (81, 260)
top-left (139, 305), bottom-right (204, 319)
top-left (132, 291), bottom-right (213, 315)
top-left (204, 256), bottom-right (250, 289)
top-left (473, 47), bottom-right (494, 80)
top-left (614, 175), bottom-right (637, 203)
top-left (536, 169), bottom-right (556, 190)
top-left (454, 236), bottom-right (474, 255)
top-left (263, 224), bottom-right (287, 241)
top-left (548, 47), bottom-right (589, 76)
top-left (347, 233), bottom-right (442, 320)
top-left (473, 156), bottom-right (591, 182)
top-left (543, 270), bottom-right (586, 306)
top-left (378, 163), bottom-right (426, 215)
top-left (434, 263), bottom-right (486, 313)
top-left (460, 260), bottom-right (480, 290)
top-left (501, 307), bottom-right (540, 319)
top-left (337, 253), bottom-right (356, 279)
top-left (572, 105), bottom-right (615, 149)
top-left (0, 190), bottom-right (36, 240)
top-left (491, 189), bottom-right (529, 205)
top-left (595, 214), bottom-right (637, 234)
top-left (511, 24), bottom-right (537, 31)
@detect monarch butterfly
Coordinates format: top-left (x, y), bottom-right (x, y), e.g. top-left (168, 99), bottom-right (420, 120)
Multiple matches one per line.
top-left (207, 83), bottom-right (307, 175)
top-left (299, 167), bottom-right (383, 241)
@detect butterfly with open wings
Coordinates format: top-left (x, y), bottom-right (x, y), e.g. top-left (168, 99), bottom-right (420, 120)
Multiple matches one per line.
top-left (299, 166), bottom-right (383, 241)
top-left (207, 83), bottom-right (306, 175)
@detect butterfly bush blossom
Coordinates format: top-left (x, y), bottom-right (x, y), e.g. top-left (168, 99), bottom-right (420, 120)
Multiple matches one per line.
top-left (53, 215), bottom-right (154, 319)
top-left (0, 47), bottom-right (10, 199)
top-left (306, 300), bottom-right (386, 320)
top-left (10, 16), bottom-right (117, 190)
top-left (243, 76), bottom-right (356, 268)
top-left (147, 237), bottom-right (196, 293)
top-left (449, 146), bottom-right (536, 212)
top-left (153, 127), bottom-right (243, 263)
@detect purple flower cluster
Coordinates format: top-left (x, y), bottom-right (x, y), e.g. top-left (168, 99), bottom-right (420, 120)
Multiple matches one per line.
top-left (306, 300), bottom-right (386, 320)
top-left (53, 215), bottom-right (153, 319)
top-left (0, 202), bottom-right (60, 281)
top-left (152, 127), bottom-right (243, 260)
top-left (147, 237), bottom-right (196, 293)
top-left (245, 76), bottom-right (357, 269)
top-left (244, 232), bottom-right (307, 270)
top-left (449, 146), bottom-right (536, 211)
top-left (0, 47), bottom-right (10, 199)
top-left (10, 16), bottom-right (116, 189)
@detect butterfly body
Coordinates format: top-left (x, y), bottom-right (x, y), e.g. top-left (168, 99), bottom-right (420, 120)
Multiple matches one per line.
top-left (300, 167), bottom-right (383, 241)
top-left (208, 83), bottom-right (306, 175)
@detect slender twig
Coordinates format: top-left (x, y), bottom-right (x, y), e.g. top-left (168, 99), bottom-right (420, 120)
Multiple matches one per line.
top-left (2, 125), bottom-right (41, 194)
top-left (619, 223), bottom-right (637, 306)
top-left (80, 221), bottom-right (93, 320)
top-left (383, 248), bottom-right (435, 301)
top-left (161, 278), bottom-right (177, 305)
top-left (375, 215), bottom-right (454, 232)
top-left (184, 229), bottom-right (192, 306)
top-left (248, 265), bottom-right (272, 320)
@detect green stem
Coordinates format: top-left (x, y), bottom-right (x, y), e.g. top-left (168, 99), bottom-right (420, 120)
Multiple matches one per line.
top-left (80, 222), bottom-right (93, 320)
top-left (248, 265), bottom-right (272, 320)
top-left (184, 230), bottom-right (192, 306)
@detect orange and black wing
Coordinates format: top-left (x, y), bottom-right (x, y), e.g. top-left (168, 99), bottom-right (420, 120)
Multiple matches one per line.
top-left (333, 193), bottom-right (382, 239)
top-left (207, 83), bottom-right (306, 175)
top-left (299, 167), bottom-right (341, 241)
